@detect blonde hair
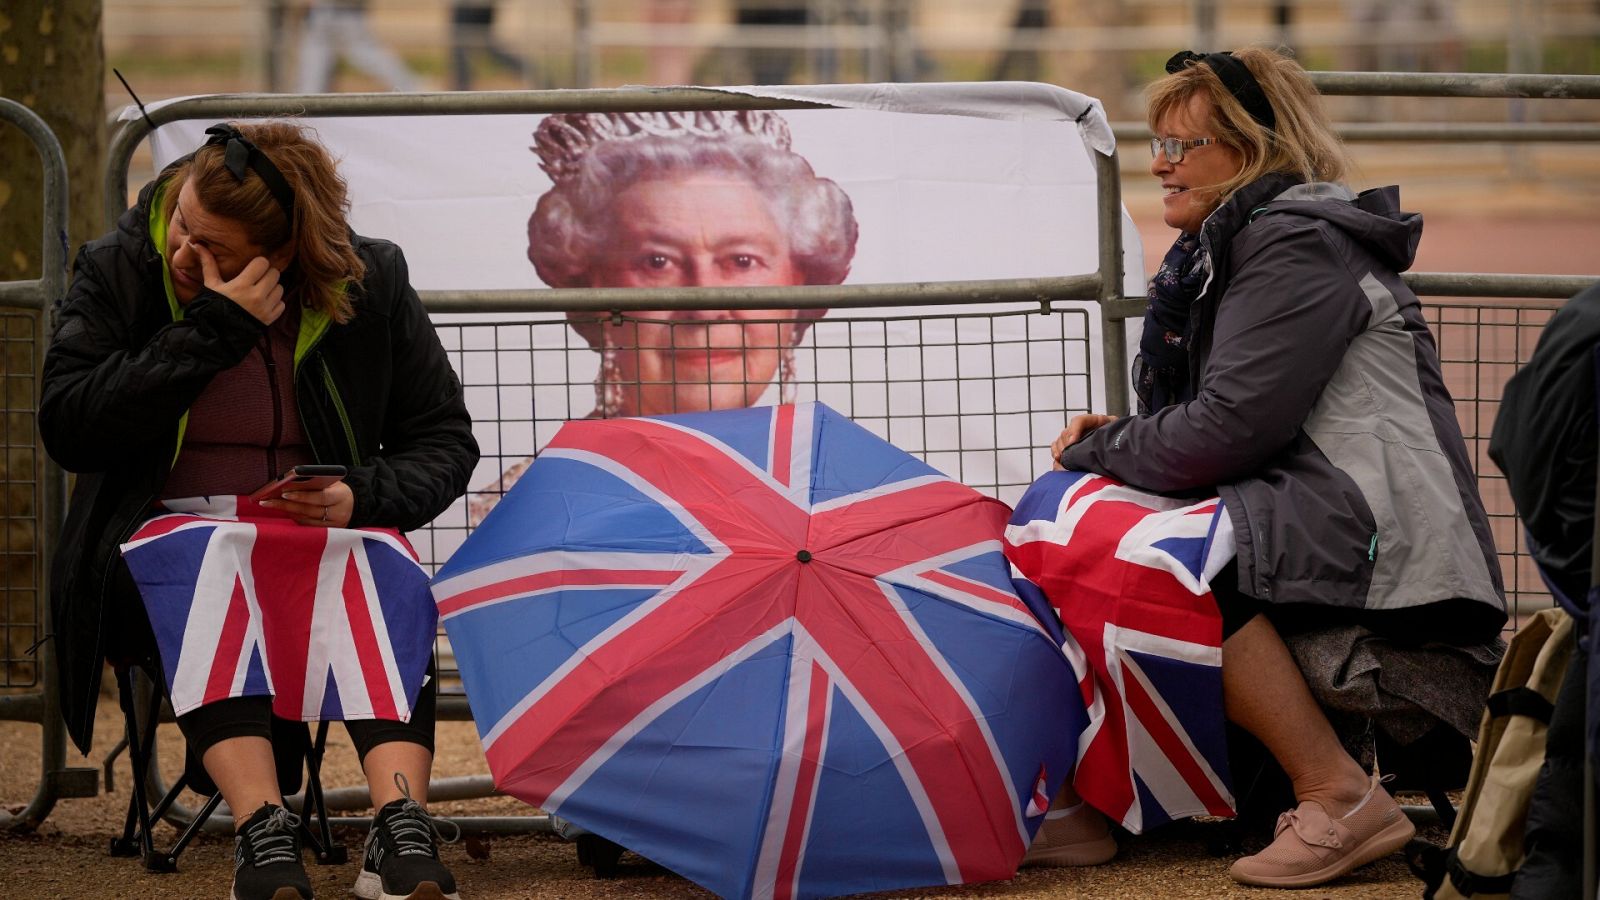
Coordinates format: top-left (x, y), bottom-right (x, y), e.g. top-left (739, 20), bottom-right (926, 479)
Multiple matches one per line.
top-left (1146, 46), bottom-right (1352, 205)
top-left (166, 121), bottom-right (364, 323)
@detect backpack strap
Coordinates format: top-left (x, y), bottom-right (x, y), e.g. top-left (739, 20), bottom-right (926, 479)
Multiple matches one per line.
top-left (1486, 686), bottom-right (1556, 723)
top-left (1446, 847), bottom-right (1518, 897)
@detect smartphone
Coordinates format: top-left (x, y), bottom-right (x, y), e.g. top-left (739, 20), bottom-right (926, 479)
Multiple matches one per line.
top-left (249, 464), bottom-right (347, 502)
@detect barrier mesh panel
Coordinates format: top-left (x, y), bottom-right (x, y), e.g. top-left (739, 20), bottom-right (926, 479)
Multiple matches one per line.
top-left (1, 312), bottom-right (40, 691)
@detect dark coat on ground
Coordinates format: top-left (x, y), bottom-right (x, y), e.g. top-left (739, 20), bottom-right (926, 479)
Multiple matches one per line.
top-left (40, 171), bottom-right (478, 752)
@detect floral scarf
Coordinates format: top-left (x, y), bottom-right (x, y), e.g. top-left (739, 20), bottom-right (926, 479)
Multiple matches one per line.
top-left (1133, 233), bottom-right (1208, 413)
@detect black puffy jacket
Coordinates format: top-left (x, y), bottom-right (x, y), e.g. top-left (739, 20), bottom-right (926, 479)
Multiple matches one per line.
top-left (40, 170), bottom-right (478, 752)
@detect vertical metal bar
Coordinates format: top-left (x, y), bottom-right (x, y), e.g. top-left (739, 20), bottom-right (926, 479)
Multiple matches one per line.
top-left (573, 0), bottom-right (593, 89)
top-left (0, 96), bottom-right (70, 834)
top-left (265, 0), bottom-right (288, 92)
top-left (1094, 148), bottom-right (1128, 416)
top-left (1194, 0), bottom-right (1217, 51)
top-left (1273, 1), bottom-right (1292, 52)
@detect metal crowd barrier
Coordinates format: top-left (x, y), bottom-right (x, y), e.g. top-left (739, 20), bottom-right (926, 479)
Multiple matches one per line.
top-left (30, 69), bottom-right (1600, 835)
top-left (0, 98), bottom-right (92, 834)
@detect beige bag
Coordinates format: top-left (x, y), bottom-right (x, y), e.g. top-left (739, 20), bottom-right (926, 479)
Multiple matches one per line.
top-left (1423, 607), bottom-right (1574, 899)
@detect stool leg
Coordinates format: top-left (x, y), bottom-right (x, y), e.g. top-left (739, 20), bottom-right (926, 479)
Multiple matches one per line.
top-left (298, 721), bottom-right (347, 865)
top-left (147, 791), bottom-right (223, 873)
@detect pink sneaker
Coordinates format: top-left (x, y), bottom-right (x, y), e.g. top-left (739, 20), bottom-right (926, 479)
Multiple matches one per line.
top-left (1020, 802), bottom-right (1117, 868)
top-left (1228, 774), bottom-right (1416, 888)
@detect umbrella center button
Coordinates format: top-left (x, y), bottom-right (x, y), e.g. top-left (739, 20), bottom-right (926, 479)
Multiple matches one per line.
top-left (796, 549), bottom-right (813, 563)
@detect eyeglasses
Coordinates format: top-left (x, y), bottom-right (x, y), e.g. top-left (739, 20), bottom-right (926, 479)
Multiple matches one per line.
top-left (1150, 136), bottom-right (1219, 163)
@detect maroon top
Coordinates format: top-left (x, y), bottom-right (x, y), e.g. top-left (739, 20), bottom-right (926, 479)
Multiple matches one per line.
top-left (160, 304), bottom-right (317, 499)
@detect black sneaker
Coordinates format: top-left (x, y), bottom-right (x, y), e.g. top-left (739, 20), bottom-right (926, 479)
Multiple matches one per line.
top-left (352, 776), bottom-right (461, 900)
top-left (231, 803), bottom-right (313, 900)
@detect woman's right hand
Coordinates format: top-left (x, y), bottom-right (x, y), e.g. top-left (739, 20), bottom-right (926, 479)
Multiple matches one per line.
top-left (1050, 414), bottom-right (1118, 470)
top-left (196, 244), bottom-right (286, 326)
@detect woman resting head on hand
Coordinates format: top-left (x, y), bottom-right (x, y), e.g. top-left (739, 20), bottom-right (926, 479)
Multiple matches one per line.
top-left (41, 121), bottom-right (478, 900)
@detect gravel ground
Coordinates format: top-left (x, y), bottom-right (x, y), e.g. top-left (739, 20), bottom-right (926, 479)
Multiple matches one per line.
top-left (1, 690), bottom-right (1443, 899)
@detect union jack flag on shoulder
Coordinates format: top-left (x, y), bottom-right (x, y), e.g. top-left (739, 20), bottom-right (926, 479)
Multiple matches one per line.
top-left (120, 496), bottom-right (437, 723)
top-left (432, 403), bottom-right (1082, 900)
top-left (1004, 469), bottom-right (1236, 833)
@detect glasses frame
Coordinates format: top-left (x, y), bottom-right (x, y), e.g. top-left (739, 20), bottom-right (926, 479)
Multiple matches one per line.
top-left (1150, 136), bottom-right (1220, 163)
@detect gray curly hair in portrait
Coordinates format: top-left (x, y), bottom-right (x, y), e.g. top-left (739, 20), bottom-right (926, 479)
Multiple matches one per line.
top-left (526, 110), bottom-right (859, 293)
top-left (526, 110), bottom-right (860, 416)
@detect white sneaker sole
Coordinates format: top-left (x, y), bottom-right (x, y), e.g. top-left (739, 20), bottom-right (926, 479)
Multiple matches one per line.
top-left (351, 868), bottom-right (461, 900)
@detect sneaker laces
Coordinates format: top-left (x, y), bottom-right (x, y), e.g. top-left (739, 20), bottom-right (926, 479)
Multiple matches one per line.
top-left (245, 805), bottom-right (303, 867)
top-left (383, 773), bottom-right (462, 858)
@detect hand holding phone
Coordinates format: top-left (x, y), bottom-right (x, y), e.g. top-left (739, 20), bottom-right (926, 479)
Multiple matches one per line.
top-left (250, 464), bottom-right (348, 502)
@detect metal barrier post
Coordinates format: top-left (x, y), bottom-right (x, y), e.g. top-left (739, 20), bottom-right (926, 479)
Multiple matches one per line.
top-left (0, 97), bottom-right (90, 833)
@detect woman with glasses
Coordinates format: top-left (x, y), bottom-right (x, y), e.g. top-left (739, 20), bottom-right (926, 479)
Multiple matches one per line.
top-left (1038, 47), bottom-right (1505, 887)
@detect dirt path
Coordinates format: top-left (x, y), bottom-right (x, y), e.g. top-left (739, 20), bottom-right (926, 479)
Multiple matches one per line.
top-left (2, 698), bottom-right (1443, 899)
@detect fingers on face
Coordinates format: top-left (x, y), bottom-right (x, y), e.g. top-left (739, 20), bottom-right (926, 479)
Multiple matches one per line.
top-left (194, 243), bottom-right (220, 282)
top-left (238, 256), bottom-right (272, 285)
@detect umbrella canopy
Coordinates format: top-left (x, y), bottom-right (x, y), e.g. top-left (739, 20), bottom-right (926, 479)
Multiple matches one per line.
top-left (432, 402), bottom-right (1081, 899)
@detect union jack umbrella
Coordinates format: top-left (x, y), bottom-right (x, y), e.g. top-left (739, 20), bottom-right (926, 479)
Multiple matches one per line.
top-left (432, 403), bottom-right (1082, 899)
top-left (1004, 470), bottom-right (1237, 834)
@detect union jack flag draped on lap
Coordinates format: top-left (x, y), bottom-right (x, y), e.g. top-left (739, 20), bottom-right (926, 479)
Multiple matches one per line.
top-left (432, 403), bottom-right (1082, 900)
top-left (120, 496), bottom-right (437, 722)
top-left (1004, 470), bottom-right (1237, 833)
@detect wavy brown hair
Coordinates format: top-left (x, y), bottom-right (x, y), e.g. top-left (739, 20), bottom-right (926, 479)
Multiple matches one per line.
top-left (1147, 46), bottom-right (1352, 206)
top-left (165, 121), bottom-right (363, 323)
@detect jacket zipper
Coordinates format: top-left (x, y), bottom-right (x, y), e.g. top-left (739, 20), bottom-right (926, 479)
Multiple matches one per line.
top-left (318, 357), bottom-right (361, 465)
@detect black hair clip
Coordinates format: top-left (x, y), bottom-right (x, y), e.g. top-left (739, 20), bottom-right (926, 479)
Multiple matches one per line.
top-left (202, 123), bottom-right (296, 222)
top-left (1165, 50), bottom-right (1277, 132)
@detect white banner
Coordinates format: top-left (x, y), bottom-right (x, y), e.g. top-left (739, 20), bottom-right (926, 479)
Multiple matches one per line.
top-left (140, 84), bottom-right (1144, 541)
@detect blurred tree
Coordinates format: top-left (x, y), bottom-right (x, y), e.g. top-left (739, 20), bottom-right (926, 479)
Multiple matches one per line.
top-left (0, 0), bottom-right (103, 684)
top-left (0, 0), bottom-right (105, 281)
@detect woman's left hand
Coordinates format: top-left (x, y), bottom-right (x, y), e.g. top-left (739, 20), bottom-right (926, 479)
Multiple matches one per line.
top-left (1050, 414), bottom-right (1119, 470)
top-left (270, 481), bottom-right (355, 528)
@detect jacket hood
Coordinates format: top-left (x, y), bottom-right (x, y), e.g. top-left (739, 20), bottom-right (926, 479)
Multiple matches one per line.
top-left (116, 159), bottom-right (189, 265)
top-left (1258, 181), bottom-right (1423, 273)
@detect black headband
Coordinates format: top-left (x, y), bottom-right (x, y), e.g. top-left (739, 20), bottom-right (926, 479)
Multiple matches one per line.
top-left (1165, 50), bottom-right (1277, 132)
top-left (202, 124), bottom-right (296, 222)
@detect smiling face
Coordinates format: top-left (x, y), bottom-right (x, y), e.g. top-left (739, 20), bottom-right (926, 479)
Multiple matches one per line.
top-left (165, 177), bottom-right (292, 304)
top-left (588, 173), bottom-right (804, 415)
top-left (1150, 93), bottom-right (1246, 235)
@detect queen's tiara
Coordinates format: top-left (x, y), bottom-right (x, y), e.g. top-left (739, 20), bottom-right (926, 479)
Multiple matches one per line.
top-left (532, 110), bottom-right (793, 184)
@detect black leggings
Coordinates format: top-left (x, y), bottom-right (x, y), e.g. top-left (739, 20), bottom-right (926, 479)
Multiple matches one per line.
top-left (175, 658), bottom-right (438, 763)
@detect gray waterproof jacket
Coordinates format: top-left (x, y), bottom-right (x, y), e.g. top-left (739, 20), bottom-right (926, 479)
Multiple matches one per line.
top-left (1062, 175), bottom-right (1505, 635)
